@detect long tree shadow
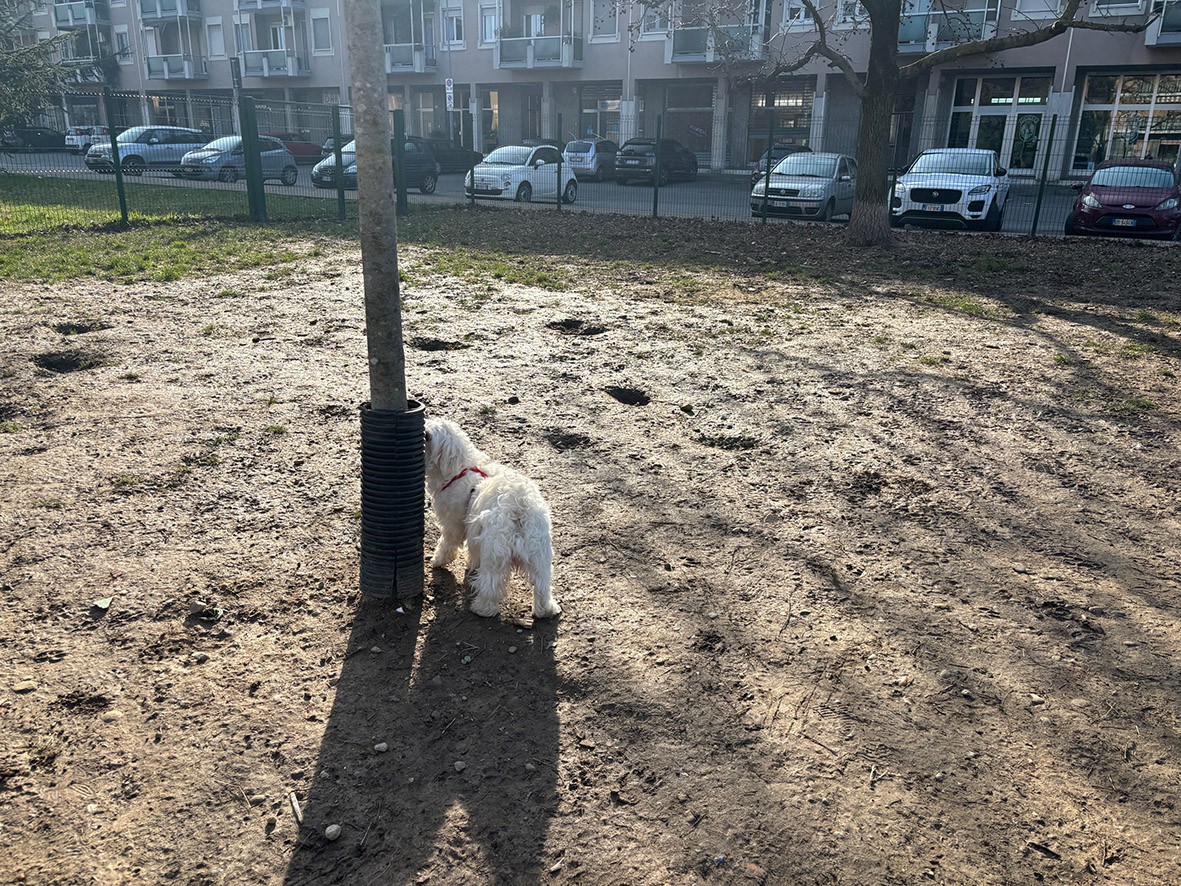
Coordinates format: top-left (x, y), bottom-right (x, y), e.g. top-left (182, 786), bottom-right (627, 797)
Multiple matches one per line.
top-left (284, 569), bottom-right (559, 885)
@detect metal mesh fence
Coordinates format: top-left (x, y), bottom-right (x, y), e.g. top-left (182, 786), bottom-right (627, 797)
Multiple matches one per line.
top-left (4, 96), bottom-right (1176, 240)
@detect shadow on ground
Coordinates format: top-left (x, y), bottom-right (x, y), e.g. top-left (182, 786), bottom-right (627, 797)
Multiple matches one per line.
top-left (285, 570), bottom-right (560, 885)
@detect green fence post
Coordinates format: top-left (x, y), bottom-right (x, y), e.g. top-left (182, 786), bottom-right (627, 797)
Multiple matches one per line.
top-left (1030, 114), bottom-right (1058, 237)
top-left (465, 110), bottom-right (476, 207)
top-left (556, 112), bottom-right (563, 212)
top-left (239, 96), bottom-right (267, 222)
top-left (102, 87), bottom-right (129, 227)
top-left (393, 109), bottom-right (408, 216)
top-left (332, 106), bottom-right (346, 221)
top-left (652, 115), bottom-right (663, 219)
top-left (760, 108), bottom-right (774, 224)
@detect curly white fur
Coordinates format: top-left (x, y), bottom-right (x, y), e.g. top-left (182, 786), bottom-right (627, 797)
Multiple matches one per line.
top-left (424, 418), bottom-right (560, 619)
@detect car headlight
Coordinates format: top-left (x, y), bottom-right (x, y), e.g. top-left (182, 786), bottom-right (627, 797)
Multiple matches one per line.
top-left (751, 182), bottom-right (766, 197)
top-left (1155, 196), bottom-right (1179, 211)
top-left (501, 175), bottom-right (512, 185)
top-left (202, 156), bottom-right (219, 164)
top-left (345, 165), bottom-right (356, 175)
top-left (799, 187), bottom-right (824, 199)
top-left (968, 184), bottom-right (992, 195)
top-left (1082, 194), bottom-right (1101, 209)
top-left (465, 171), bottom-right (472, 185)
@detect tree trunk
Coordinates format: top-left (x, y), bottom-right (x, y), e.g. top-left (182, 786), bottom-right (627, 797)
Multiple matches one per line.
top-left (845, 0), bottom-right (902, 247)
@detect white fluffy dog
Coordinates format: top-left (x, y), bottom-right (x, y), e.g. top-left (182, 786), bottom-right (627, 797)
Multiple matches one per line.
top-left (424, 417), bottom-right (560, 619)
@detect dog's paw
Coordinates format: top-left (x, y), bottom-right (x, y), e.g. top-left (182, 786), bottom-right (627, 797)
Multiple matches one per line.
top-left (470, 596), bottom-right (501, 618)
top-left (534, 600), bottom-right (562, 619)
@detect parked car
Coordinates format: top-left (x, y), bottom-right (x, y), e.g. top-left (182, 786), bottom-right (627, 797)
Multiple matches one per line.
top-left (563, 138), bottom-right (618, 182)
top-left (1064, 159), bottom-right (1181, 240)
top-left (890, 147), bottom-right (1009, 231)
top-left (311, 137), bottom-right (438, 193)
top-left (320, 133), bottom-right (354, 159)
top-left (65, 125), bottom-right (109, 154)
top-left (263, 131), bottom-right (323, 165)
top-left (522, 137), bottom-right (565, 149)
top-left (406, 136), bottom-right (443, 176)
top-left (750, 152), bottom-right (857, 222)
top-left (86, 126), bottom-right (209, 175)
top-left (425, 137), bottom-right (483, 173)
top-left (616, 138), bottom-right (698, 186)
top-left (179, 135), bottom-right (299, 185)
top-left (2, 125), bottom-right (66, 150)
top-left (464, 144), bottom-right (578, 204)
top-left (750, 143), bottom-right (812, 185)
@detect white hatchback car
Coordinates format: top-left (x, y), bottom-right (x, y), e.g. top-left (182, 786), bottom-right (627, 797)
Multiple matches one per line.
top-left (890, 148), bottom-right (1009, 231)
top-left (465, 145), bottom-right (579, 204)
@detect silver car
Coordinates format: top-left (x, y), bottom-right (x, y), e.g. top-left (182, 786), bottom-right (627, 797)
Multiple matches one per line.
top-left (750, 152), bottom-right (858, 222)
top-left (180, 136), bottom-right (299, 185)
top-left (85, 125), bottom-right (209, 176)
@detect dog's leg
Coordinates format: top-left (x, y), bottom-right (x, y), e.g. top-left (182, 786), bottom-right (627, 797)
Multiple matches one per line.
top-left (469, 546), bottom-right (509, 618)
top-left (529, 552), bottom-right (561, 618)
top-left (430, 526), bottom-right (464, 568)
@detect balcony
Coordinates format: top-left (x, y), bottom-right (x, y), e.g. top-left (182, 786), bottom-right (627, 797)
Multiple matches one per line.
top-left (1146, 0), bottom-right (1181, 45)
top-left (146, 53), bottom-right (209, 79)
top-left (234, 0), bottom-right (304, 10)
top-left (53, 0), bottom-right (110, 28)
top-left (139, 0), bottom-right (203, 22)
top-left (383, 41), bottom-right (436, 72)
top-left (242, 48), bottom-right (310, 76)
top-left (671, 25), bottom-right (764, 63)
top-left (497, 35), bottom-right (583, 68)
top-left (897, 9), bottom-right (995, 52)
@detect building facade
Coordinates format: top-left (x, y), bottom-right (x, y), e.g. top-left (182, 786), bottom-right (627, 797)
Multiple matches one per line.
top-left (20, 0), bottom-right (1181, 179)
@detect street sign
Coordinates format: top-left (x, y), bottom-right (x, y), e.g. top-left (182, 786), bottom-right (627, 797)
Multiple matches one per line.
top-left (445, 78), bottom-right (454, 91)
top-left (446, 94), bottom-right (455, 111)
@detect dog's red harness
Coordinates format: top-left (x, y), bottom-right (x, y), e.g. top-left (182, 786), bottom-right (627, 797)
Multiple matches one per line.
top-left (440, 466), bottom-right (488, 492)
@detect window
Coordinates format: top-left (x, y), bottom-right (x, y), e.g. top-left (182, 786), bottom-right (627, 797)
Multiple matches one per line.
top-left (206, 19), bottom-right (226, 59)
top-left (838, 0), bottom-right (867, 23)
top-left (114, 25), bottom-right (131, 64)
top-left (591, 0), bottom-right (617, 37)
top-left (443, 8), bottom-right (464, 44)
top-left (480, 4), bottom-right (497, 42)
top-left (525, 13), bottom-right (543, 37)
top-left (640, 5), bottom-right (668, 34)
top-left (1013, 0), bottom-right (1060, 15)
top-left (311, 9), bottom-right (332, 54)
top-left (784, 0), bottom-right (811, 25)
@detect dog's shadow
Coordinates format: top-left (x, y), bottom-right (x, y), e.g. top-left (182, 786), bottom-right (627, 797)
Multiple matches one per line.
top-left (285, 569), bottom-right (560, 885)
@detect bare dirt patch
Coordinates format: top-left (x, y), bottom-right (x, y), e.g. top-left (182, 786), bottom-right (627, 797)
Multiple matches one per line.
top-left (1, 219), bottom-right (1180, 886)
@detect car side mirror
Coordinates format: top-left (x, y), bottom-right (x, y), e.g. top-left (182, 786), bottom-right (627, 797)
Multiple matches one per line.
top-left (148, 138), bottom-right (159, 145)
top-left (998, 168), bottom-right (1008, 176)
top-left (233, 149), bottom-right (244, 155)
top-left (534, 159), bottom-right (546, 168)
top-left (1071, 181), bottom-right (1085, 190)
top-left (840, 175), bottom-right (852, 182)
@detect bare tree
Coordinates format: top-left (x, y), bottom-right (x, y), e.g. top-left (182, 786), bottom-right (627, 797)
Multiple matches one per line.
top-left (632, 0), bottom-right (1152, 245)
top-left (0, 0), bottom-right (70, 130)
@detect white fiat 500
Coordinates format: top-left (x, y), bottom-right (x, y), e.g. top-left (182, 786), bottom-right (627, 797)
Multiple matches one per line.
top-left (465, 145), bottom-right (578, 204)
top-left (891, 148), bottom-right (1009, 231)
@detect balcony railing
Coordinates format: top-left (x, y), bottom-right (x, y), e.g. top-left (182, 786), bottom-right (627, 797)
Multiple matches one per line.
top-left (671, 25), bottom-right (764, 63)
top-left (139, 0), bottom-right (202, 20)
top-left (235, 0), bottom-right (304, 10)
top-left (145, 53), bottom-right (209, 79)
top-left (497, 34), bottom-right (583, 68)
top-left (383, 41), bottom-right (436, 72)
top-left (897, 9), bottom-right (995, 51)
top-left (53, 0), bottom-right (110, 28)
top-left (1146, 0), bottom-right (1181, 45)
top-left (242, 48), bottom-right (310, 76)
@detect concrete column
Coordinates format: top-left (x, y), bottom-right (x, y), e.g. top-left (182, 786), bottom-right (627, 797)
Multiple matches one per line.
top-left (809, 73), bottom-right (826, 151)
top-left (471, 94), bottom-right (482, 152)
top-left (541, 80), bottom-right (553, 139)
top-left (1044, 89), bottom-right (1074, 182)
top-left (710, 76), bottom-right (727, 171)
top-left (619, 99), bottom-right (637, 143)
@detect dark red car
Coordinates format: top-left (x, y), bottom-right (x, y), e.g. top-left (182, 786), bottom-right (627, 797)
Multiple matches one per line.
top-left (1065, 159), bottom-right (1181, 240)
top-left (263, 132), bottom-right (323, 165)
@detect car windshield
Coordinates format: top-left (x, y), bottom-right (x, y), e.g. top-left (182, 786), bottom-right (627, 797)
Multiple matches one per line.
top-left (908, 152), bottom-right (993, 176)
top-left (115, 127), bottom-right (149, 144)
top-left (773, 155), bottom-right (837, 178)
top-left (566, 141), bottom-right (593, 153)
top-left (483, 146), bottom-right (532, 165)
top-left (341, 140), bottom-right (358, 154)
top-left (202, 137), bottom-right (241, 152)
top-left (1091, 166), bottom-right (1176, 189)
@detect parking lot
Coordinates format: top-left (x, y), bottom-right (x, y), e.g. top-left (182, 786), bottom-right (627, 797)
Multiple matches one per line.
top-left (3, 146), bottom-right (1080, 235)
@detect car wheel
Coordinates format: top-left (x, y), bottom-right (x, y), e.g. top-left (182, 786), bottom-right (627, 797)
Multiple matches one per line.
top-left (982, 200), bottom-right (1003, 232)
top-left (818, 200), bottom-right (834, 223)
top-left (280, 166), bottom-right (298, 186)
top-left (81, 143), bottom-right (91, 154)
top-left (218, 166), bottom-right (239, 184)
top-left (420, 172), bottom-right (437, 195)
top-left (121, 156), bottom-right (145, 176)
top-left (1064, 213), bottom-right (1077, 236)
top-left (889, 214), bottom-right (901, 229)
top-left (617, 177), bottom-right (629, 185)
top-left (562, 180), bottom-right (578, 205)
top-left (514, 182), bottom-right (532, 203)
top-left (688, 162), bottom-right (698, 181)
top-left (657, 168), bottom-right (669, 188)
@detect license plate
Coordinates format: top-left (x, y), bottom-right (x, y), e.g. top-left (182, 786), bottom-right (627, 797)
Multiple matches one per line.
top-left (770, 200), bottom-right (788, 208)
top-left (1113, 218), bottom-right (1136, 227)
top-left (920, 204), bottom-right (944, 212)
top-left (624, 159), bottom-right (640, 165)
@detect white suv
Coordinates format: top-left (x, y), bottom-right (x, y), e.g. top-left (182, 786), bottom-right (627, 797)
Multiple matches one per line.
top-left (891, 148), bottom-right (1009, 231)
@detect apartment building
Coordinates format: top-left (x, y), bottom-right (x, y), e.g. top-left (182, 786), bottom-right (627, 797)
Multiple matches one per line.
top-left (22, 0), bottom-right (1181, 178)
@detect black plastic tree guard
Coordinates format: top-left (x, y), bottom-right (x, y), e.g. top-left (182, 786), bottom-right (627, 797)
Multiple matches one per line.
top-left (359, 400), bottom-right (425, 599)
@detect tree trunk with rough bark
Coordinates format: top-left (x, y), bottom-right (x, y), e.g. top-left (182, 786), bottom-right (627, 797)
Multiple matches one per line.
top-left (845, 0), bottom-right (901, 247)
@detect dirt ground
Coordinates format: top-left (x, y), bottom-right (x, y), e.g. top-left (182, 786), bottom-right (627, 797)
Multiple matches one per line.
top-left (2, 216), bottom-right (1180, 886)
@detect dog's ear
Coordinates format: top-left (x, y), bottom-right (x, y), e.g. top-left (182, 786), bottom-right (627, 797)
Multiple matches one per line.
top-left (424, 430), bottom-right (432, 443)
